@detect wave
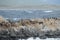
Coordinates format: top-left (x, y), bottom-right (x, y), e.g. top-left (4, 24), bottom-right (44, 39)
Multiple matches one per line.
top-left (5, 18), bottom-right (21, 21)
top-left (19, 38), bottom-right (60, 40)
top-left (0, 10), bottom-right (60, 19)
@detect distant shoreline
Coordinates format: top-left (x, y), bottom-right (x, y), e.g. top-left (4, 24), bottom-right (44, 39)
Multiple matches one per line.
top-left (0, 8), bottom-right (60, 10)
top-left (0, 5), bottom-right (60, 10)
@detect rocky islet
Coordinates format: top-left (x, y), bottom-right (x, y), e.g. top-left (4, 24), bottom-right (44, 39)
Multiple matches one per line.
top-left (0, 16), bottom-right (60, 39)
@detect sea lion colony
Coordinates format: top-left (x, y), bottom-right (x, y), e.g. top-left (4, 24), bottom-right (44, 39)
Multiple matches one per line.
top-left (0, 16), bottom-right (60, 39)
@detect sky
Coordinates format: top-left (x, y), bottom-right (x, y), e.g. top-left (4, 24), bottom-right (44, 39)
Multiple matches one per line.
top-left (0, 0), bottom-right (60, 9)
top-left (0, 0), bottom-right (60, 6)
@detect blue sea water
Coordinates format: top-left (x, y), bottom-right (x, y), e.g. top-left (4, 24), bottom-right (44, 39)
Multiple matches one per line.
top-left (0, 10), bottom-right (60, 19)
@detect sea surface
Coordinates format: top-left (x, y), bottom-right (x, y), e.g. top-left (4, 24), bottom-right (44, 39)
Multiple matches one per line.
top-left (0, 9), bottom-right (60, 40)
top-left (0, 10), bottom-right (60, 19)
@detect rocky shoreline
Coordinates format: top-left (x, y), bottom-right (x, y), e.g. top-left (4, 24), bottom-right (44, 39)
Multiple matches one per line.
top-left (0, 16), bottom-right (60, 40)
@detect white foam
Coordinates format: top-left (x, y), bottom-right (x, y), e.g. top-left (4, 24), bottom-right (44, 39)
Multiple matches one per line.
top-left (27, 37), bottom-right (34, 40)
top-left (6, 18), bottom-right (20, 21)
top-left (44, 10), bottom-right (53, 13)
top-left (13, 18), bottom-right (18, 20)
top-left (24, 10), bottom-right (33, 13)
top-left (19, 38), bottom-right (60, 40)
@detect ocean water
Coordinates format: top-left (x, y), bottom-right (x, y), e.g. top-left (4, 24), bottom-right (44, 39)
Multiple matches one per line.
top-left (0, 10), bottom-right (60, 19)
top-left (0, 9), bottom-right (60, 40)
